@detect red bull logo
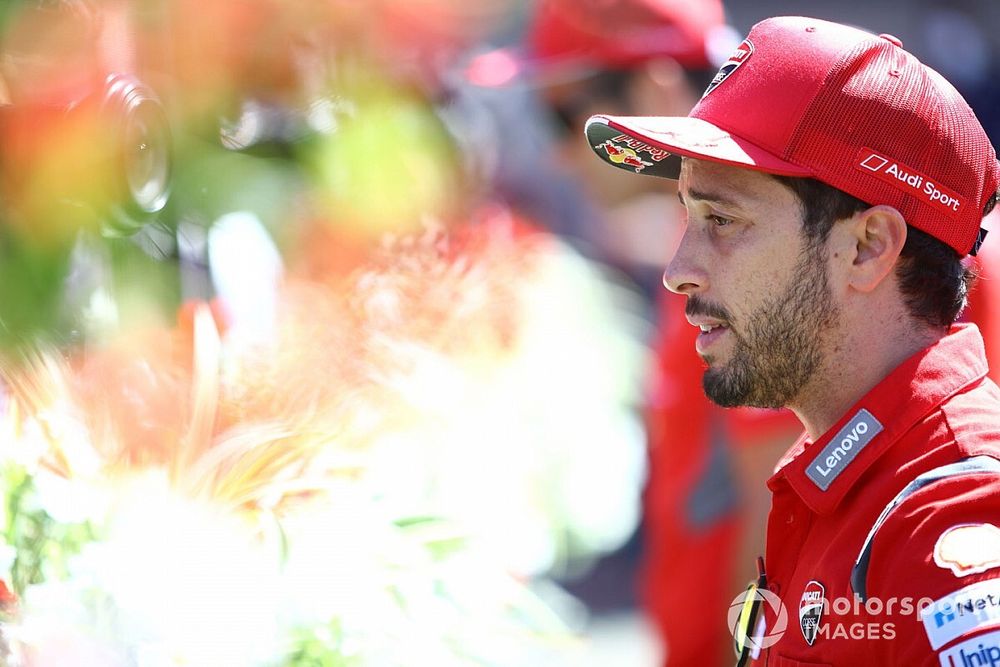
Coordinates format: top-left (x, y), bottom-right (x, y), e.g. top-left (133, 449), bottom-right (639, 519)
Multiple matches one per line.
top-left (610, 134), bottom-right (671, 162)
top-left (598, 140), bottom-right (654, 173)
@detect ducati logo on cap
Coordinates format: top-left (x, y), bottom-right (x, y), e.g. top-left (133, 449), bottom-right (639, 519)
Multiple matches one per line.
top-left (702, 38), bottom-right (753, 98)
top-left (799, 580), bottom-right (825, 646)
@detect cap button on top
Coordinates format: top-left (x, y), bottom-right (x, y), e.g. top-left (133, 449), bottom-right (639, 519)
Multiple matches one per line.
top-left (879, 33), bottom-right (903, 47)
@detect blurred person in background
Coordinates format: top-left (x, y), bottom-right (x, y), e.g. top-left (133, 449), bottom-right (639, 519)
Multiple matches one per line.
top-left (367, 0), bottom-right (654, 613)
top-left (477, 1), bottom-right (803, 664)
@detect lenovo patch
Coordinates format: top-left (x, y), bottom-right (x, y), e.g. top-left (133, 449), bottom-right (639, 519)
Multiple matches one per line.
top-left (806, 409), bottom-right (883, 490)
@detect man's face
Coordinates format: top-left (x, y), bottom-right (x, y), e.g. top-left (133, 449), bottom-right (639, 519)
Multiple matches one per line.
top-left (665, 158), bottom-right (839, 408)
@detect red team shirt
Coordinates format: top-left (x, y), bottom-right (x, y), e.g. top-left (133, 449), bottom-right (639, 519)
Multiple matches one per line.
top-left (644, 252), bottom-right (1000, 666)
top-left (752, 324), bottom-right (1000, 666)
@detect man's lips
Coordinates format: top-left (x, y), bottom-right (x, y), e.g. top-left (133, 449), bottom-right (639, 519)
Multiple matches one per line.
top-left (687, 317), bottom-right (730, 356)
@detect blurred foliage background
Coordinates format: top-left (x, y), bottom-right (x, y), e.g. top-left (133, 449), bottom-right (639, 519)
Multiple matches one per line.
top-left (0, 0), bottom-right (651, 665)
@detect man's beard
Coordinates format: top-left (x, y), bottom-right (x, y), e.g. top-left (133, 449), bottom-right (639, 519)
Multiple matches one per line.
top-left (694, 242), bottom-right (838, 409)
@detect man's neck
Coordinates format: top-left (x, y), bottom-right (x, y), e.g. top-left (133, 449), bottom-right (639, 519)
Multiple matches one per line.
top-left (790, 313), bottom-right (946, 441)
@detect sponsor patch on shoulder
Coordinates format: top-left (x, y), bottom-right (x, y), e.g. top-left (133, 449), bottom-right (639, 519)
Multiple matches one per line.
top-left (921, 580), bottom-right (1000, 649)
top-left (937, 628), bottom-right (1000, 666)
top-left (934, 523), bottom-right (1000, 577)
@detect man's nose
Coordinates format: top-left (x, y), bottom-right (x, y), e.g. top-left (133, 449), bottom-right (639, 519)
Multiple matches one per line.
top-left (662, 230), bottom-right (707, 295)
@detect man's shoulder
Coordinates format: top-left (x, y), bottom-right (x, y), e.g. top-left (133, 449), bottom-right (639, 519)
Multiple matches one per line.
top-left (940, 375), bottom-right (1000, 454)
top-left (944, 372), bottom-right (1000, 411)
top-left (863, 456), bottom-right (1000, 596)
top-left (859, 459), bottom-right (1000, 663)
top-left (858, 358), bottom-right (1000, 493)
top-left (864, 376), bottom-right (1000, 506)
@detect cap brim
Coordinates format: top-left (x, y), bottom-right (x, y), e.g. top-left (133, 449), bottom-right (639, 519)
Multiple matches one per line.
top-left (585, 115), bottom-right (813, 179)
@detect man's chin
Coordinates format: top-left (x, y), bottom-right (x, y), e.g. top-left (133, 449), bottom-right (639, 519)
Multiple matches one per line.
top-left (703, 367), bottom-right (794, 409)
top-left (702, 367), bottom-right (748, 408)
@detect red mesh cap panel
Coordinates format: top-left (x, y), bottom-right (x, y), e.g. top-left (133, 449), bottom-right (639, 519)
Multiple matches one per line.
top-left (787, 37), bottom-right (997, 255)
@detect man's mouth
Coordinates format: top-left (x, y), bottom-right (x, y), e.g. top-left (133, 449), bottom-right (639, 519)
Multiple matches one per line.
top-left (685, 298), bottom-right (734, 356)
top-left (694, 322), bottom-right (730, 356)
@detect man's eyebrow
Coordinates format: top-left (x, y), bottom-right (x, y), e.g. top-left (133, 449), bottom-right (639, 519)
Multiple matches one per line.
top-left (677, 188), bottom-right (744, 209)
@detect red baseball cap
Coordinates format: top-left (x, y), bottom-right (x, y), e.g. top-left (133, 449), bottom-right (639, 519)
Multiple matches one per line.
top-left (527, 0), bottom-right (728, 72)
top-left (464, 0), bottom-right (737, 89)
top-left (585, 15), bottom-right (1000, 256)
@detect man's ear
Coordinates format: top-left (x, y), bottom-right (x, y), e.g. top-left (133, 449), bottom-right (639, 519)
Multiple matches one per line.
top-left (844, 205), bottom-right (908, 293)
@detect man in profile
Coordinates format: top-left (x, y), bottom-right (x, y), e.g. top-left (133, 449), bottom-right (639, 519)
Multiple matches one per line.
top-left (585, 15), bottom-right (1000, 665)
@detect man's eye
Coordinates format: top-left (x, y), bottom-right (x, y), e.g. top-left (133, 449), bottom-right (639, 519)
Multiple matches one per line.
top-left (709, 214), bottom-right (734, 227)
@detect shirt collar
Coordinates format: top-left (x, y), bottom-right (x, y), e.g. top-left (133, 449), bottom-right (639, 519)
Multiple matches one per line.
top-left (770, 323), bottom-right (989, 515)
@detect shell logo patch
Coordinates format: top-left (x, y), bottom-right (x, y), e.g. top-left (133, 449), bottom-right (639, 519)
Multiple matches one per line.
top-left (934, 523), bottom-right (1000, 577)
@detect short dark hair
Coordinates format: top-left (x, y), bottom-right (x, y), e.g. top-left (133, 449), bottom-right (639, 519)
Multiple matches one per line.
top-left (772, 175), bottom-right (996, 328)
